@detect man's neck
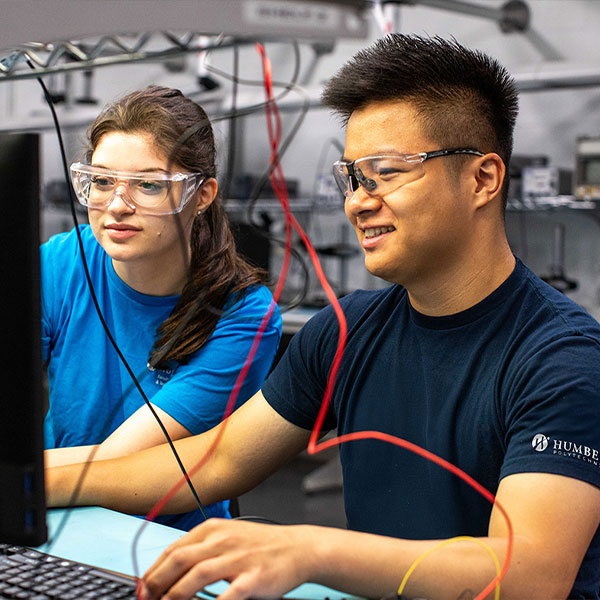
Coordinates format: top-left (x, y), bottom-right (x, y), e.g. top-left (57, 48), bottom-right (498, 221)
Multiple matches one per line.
top-left (407, 241), bottom-right (516, 317)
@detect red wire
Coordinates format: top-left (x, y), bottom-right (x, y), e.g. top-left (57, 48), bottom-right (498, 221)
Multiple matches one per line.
top-left (255, 43), bottom-right (513, 599)
top-left (130, 44), bottom-right (296, 579)
top-left (133, 43), bottom-right (513, 600)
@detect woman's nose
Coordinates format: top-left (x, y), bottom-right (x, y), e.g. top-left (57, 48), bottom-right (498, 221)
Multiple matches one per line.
top-left (107, 186), bottom-right (136, 213)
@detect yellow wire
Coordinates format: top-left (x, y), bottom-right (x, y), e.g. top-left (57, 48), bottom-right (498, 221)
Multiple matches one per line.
top-left (397, 536), bottom-right (501, 600)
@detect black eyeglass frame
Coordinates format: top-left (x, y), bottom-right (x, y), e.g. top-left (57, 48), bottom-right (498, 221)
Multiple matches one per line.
top-left (334, 148), bottom-right (485, 197)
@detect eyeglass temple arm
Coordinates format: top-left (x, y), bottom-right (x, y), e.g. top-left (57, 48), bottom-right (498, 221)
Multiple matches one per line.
top-left (423, 148), bottom-right (485, 160)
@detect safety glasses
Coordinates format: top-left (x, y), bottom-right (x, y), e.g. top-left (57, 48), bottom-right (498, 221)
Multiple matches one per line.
top-left (332, 148), bottom-right (484, 199)
top-left (69, 163), bottom-right (205, 215)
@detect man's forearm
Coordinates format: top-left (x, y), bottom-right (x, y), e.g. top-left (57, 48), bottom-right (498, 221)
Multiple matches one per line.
top-left (307, 527), bottom-right (564, 600)
top-left (45, 394), bottom-right (313, 516)
top-left (141, 520), bottom-right (566, 600)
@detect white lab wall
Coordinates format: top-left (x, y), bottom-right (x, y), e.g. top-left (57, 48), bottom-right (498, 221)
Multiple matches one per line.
top-left (2, 0), bottom-right (599, 317)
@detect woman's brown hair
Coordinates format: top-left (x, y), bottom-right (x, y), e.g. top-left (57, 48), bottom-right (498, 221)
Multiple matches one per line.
top-left (86, 85), bottom-right (266, 367)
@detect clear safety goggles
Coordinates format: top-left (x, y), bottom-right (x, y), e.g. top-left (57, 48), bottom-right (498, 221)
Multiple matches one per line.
top-left (332, 148), bottom-right (484, 199)
top-left (69, 163), bottom-right (205, 215)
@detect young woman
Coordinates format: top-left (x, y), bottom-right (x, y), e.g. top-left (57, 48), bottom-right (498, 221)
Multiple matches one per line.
top-left (41, 85), bottom-right (282, 530)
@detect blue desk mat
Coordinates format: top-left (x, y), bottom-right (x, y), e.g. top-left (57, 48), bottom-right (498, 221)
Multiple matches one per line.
top-left (40, 508), bottom-right (363, 599)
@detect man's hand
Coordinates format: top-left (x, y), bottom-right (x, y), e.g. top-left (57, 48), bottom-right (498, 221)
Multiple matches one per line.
top-left (138, 472), bottom-right (600, 600)
top-left (140, 518), bottom-right (318, 600)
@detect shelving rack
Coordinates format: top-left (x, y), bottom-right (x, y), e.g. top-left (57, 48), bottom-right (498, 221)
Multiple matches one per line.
top-left (0, 0), bottom-right (369, 81)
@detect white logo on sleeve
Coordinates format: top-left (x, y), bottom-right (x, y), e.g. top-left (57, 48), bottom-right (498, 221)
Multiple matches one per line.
top-left (531, 434), bottom-right (600, 469)
top-left (532, 433), bottom-right (549, 452)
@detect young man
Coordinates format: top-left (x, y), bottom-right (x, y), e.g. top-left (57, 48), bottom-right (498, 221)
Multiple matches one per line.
top-left (47, 35), bottom-right (600, 600)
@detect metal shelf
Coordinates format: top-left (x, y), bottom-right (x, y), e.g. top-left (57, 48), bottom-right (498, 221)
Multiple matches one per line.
top-left (0, 32), bottom-right (218, 81)
top-left (507, 196), bottom-right (600, 225)
top-left (0, 0), bottom-right (368, 82)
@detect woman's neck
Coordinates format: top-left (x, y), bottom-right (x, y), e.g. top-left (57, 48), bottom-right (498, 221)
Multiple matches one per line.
top-left (112, 258), bottom-right (189, 296)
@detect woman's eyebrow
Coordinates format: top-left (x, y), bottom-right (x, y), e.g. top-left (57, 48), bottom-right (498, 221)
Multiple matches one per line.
top-left (90, 164), bottom-right (170, 174)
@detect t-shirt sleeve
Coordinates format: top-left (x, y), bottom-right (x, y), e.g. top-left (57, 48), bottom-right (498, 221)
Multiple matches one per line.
top-left (500, 333), bottom-right (600, 489)
top-left (40, 229), bottom-right (79, 363)
top-left (40, 242), bottom-right (53, 363)
top-left (148, 287), bottom-right (282, 434)
top-left (262, 305), bottom-right (339, 432)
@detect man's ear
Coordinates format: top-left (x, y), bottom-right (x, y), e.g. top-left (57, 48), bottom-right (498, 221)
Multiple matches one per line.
top-left (471, 153), bottom-right (505, 209)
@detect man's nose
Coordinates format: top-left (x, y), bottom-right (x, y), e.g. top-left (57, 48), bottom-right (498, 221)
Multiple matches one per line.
top-left (344, 184), bottom-right (382, 216)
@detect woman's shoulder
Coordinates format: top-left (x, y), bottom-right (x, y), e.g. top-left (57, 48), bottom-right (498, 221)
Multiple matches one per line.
top-left (42, 225), bottom-right (96, 259)
top-left (41, 225), bottom-right (106, 290)
top-left (225, 284), bottom-right (278, 316)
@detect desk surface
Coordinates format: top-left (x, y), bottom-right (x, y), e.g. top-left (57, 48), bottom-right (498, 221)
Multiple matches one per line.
top-left (38, 508), bottom-right (362, 600)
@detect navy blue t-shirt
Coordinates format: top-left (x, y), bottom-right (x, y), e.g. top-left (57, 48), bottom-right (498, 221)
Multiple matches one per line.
top-left (263, 258), bottom-right (600, 598)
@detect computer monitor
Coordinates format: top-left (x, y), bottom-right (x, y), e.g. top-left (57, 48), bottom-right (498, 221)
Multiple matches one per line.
top-left (0, 132), bottom-right (47, 546)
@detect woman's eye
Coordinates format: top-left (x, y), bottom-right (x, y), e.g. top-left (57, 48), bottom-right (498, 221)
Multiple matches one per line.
top-left (90, 176), bottom-right (114, 189)
top-left (138, 180), bottom-right (166, 194)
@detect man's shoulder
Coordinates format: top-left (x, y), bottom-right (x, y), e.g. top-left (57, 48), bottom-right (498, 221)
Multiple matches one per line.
top-left (291, 285), bottom-right (405, 347)
top-left (517, 262), bottom-right (600, 343)
top-left (335, 284), bottom-right (406, 320)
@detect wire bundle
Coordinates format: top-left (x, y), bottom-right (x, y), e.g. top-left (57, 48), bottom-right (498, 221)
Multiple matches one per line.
top-left (35, 37), bottom-right (513, 600)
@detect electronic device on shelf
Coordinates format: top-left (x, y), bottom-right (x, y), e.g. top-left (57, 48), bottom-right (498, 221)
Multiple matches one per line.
top-left (522, 166), bottom-right (572, 201)
top-left (575, 136), bottom-right (600, 200)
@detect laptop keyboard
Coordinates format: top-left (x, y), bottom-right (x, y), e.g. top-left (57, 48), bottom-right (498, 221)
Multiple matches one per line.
top-left (0, 544), bottom-right (137, 599)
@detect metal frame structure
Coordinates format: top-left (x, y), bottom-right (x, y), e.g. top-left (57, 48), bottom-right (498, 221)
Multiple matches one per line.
top-left (0, 0), bottom-right (369, 82)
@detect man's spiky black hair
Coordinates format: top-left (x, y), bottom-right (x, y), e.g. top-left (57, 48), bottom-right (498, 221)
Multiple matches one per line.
top-left (321, 34), bottom-right (519, 183)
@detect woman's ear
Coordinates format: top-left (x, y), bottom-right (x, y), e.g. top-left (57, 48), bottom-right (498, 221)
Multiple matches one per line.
top-left (196, 177), bottom-right (218, 213)
top-left (472, 153), bottom-right (505, 209)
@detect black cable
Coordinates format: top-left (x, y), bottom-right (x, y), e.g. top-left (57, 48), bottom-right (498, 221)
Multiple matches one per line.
top-left (205, 40), bottom-right (313, 310)
top-left (32, 67), bottom-right (208, 548)
top-left (220, 43), bottom-right (239, 204)
top-left (203, 39), bottom-right (304, 219)
top-left (310, 136), bottom-right (345, 212)
top-left (233, 515), bottom-right (282, 525)
top-left (244, 56), bottom-right (312, 310)
top-left (156, 38), bottom-right (312, 329)
top-left (40, 36), bottom-right (310, 536)
top-left (33, 40), bottom-right (339, 598)
top-left (146, 40), bottom-right (307, 367)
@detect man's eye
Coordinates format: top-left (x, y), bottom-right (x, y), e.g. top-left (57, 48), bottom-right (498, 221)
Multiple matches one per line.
top-left (376, 163), bottom-right (414, 179)
top-left (375, 167), bottom-right (404, 179)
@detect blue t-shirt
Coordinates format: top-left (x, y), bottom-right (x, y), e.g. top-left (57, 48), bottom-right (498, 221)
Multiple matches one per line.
top-left (42, 225), bottom-right (282, 531)
top-left (263, 258), bottom-right (600, 599)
